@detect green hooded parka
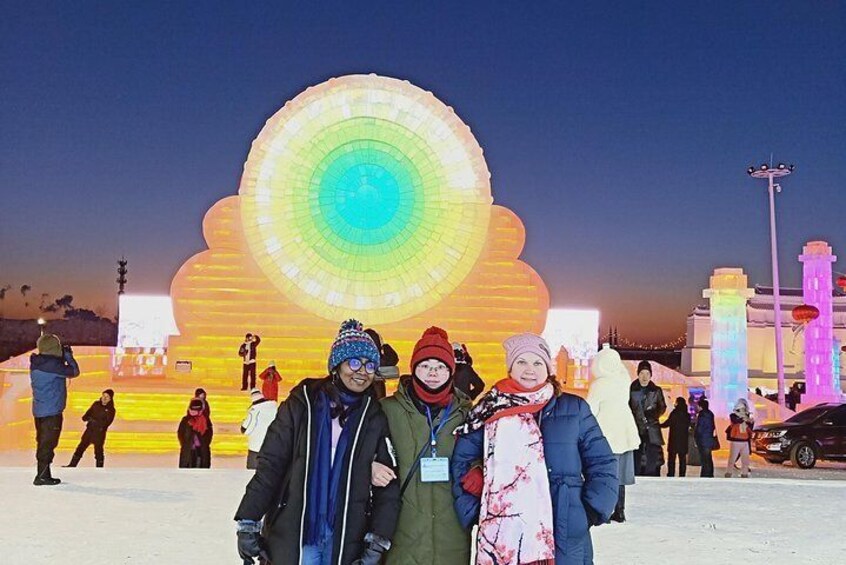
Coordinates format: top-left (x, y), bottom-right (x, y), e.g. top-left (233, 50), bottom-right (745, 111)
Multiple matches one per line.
top-left (380, 378), bottom-right (472, 565)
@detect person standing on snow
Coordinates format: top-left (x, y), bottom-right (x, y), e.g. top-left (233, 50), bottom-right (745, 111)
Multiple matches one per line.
top-left (178, 398), bottom-right (213, 468)
top-left (30, 333), bottom-right (80, 486)
top-left (65, 389), bottom-right (116, 468)
top-left (725, 398), bottom-right (754, 478)
top-left (371, 327), bottom-right (473, 564)
top-left (452, 342), bottom-right (485, 401)
top-left (452, 333), bottom-right (618, 565)
top-left (234, 319), bottom-right (401, 565)
top-left (629, 360), bottom-right (667, 476)
top-left (240, 333), bottom-right (261, 391)
top-left (241, 388), bottom-right (277, 469)
top-left (258, 361), bottom-right (282, 402)
top-left (587, 344), bottom-right (640, 522)
top-left (693, 398), bottom-right (716, 477)
top-left (660, 397), bottom-right (692, 477)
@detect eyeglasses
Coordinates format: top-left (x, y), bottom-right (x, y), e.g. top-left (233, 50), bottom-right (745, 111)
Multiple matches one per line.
top-left (417, 362), bottom-right (449, 374)
top-left (348, 358), bottom-right (377, 375)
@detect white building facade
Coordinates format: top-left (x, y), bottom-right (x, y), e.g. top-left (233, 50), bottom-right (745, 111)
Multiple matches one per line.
top-left (682, 286), bottom-right (846, 393)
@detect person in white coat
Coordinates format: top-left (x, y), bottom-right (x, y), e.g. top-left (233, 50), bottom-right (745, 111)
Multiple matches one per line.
top-left (240, 389), bottom-right (278, 469)
top-left (587, 344), bottom-right (641, 522)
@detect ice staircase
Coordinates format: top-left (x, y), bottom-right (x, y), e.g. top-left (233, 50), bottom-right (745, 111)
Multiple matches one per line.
top-left (0, 347), bottom-right (277, 455)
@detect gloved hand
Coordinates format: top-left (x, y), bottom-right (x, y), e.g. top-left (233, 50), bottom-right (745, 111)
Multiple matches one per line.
top-left (352, 532), bottom-right (391, 565)
top-left (584, 502), bottom-right (603, 526)
top-left (460, 465), bottom-right (484, 497)
top-left (237, 520), bottom-right (269, 564)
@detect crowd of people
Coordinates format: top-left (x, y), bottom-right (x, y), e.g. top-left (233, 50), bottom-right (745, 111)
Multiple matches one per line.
top-left (27, 323), bottom-right (757, 564)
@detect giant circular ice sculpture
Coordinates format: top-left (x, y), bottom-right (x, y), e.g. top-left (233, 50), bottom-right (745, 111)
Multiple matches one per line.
top-left (239, 74), bottom-right (492, 323)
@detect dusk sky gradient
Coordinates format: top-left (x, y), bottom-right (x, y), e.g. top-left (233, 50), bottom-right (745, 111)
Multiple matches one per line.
top-left (1, 1), bottom-right (844, 341)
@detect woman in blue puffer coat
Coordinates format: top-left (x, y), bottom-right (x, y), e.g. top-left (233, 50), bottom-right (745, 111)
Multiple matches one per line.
top-left (451, 333), bottom-right (618, 565)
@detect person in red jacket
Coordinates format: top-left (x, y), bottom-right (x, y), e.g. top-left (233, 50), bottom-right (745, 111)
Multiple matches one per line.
top-left (725, 398), bottom-right (754, 478)
top-left (258, 361), bottom-right (282, 401)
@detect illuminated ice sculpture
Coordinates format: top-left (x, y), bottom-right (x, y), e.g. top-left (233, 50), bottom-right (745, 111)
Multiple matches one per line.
top-left (799, 241), bottom-right (841, 403)
top-left (168, 75), bottom-right (549, 384)
top-left (117, 295), bottom-right (179, 349)
top-left (542, 308), bottom-right (600, 387)
top-left (704, 268), bottom-right (755, 417)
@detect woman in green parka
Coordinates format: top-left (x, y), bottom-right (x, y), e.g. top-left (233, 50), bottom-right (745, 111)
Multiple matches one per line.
top-left (371, 326), bottom-right (474, 565)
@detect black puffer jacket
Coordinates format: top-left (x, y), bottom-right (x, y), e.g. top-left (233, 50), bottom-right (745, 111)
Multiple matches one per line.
top-left (629, 380), bottom-right (667, 445)
top-left (234, 377), bottom-right (401, 565)
top-left (82, 400), bottom-right (116, 431)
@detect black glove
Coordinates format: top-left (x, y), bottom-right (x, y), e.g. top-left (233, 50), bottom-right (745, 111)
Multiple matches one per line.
top-left (352, 533), bottom-right (391, 565)
top-left (237, 521), bottom-right (269, 565)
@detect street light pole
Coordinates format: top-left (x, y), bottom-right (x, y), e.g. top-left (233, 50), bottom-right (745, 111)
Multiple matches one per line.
top-left (748, 162), bottom-right (794, 407)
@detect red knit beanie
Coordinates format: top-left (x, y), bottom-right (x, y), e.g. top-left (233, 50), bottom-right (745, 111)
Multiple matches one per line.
top-left (410, 326), bottom-right (456, 375)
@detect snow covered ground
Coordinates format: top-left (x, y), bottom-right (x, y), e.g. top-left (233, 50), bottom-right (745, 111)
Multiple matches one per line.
top-left (2, 467), bottom-right (844, 564)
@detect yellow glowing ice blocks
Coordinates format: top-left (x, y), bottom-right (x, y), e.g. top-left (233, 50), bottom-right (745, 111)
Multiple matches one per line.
top-left (169, 74), bottom-right (549, 386)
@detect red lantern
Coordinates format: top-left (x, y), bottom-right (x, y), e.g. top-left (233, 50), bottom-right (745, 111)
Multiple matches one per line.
top-left (792, 304), bottom-right (820, 324)
top-left (837, 275), bottom-right (846, 292)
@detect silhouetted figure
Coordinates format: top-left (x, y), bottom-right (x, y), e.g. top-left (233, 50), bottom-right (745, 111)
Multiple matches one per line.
top-left (660, 397), bottom-right (691, 477)
top-left (694, 398), bottom-right (716, 478)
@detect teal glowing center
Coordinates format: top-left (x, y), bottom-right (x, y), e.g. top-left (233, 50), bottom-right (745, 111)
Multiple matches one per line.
top-left (313, 142), bottom-right (419, 246)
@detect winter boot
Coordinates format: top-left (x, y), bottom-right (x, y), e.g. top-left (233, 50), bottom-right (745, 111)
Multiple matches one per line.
top-left (63, 453), bottom-right (82, 468)
top-left (610, 486), bottom-right (626, 522)
top-left (610, 507), bottom-right (626, 523)
top-left (95, 459), bottom-right (104, 468)
top-left (34, 464), bottom-right (61, 486)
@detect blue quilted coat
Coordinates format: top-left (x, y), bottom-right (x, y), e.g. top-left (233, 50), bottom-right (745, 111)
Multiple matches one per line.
top-left (452, 393), bottom-right (618, 564)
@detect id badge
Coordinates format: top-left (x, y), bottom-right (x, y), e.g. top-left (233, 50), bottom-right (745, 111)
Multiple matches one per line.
top-left (419, 457), bottom-right (450, 483)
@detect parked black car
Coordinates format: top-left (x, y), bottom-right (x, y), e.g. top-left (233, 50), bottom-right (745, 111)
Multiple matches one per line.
top-left (753, 403), bottom-right (846, 469)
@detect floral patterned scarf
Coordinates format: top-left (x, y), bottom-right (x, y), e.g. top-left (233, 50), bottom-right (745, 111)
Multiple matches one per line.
top-left (457, 378), bottom-right (555, 565)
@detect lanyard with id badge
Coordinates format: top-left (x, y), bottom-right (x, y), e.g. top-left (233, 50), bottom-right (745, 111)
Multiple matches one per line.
top-left (419, 403), bottom-right (452, 483)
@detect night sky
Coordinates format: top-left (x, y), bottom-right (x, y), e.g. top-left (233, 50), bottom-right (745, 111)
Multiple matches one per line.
top-left (2, 2), bottom-right (844, 341)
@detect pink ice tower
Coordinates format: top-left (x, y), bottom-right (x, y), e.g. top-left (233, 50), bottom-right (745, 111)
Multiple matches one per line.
top-left (704, 268), bottom-right (755, 417)
top-left (799, 241), bottom-right (841, 404)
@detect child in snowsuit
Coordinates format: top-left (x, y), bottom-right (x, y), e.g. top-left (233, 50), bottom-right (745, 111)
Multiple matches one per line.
top-left (725, 398), bottom-right (754, 478)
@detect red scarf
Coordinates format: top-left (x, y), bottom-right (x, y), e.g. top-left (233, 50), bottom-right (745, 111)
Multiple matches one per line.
top-left (187, 411), bottom-right (208, 435)
top-left (485, 378), bottom-right (549, 423)
top-left (412, 377), bottom-right (453, 407)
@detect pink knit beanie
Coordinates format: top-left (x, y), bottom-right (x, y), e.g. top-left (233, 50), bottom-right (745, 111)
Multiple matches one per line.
top-left (503, 333), bottom-right (553, 373)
